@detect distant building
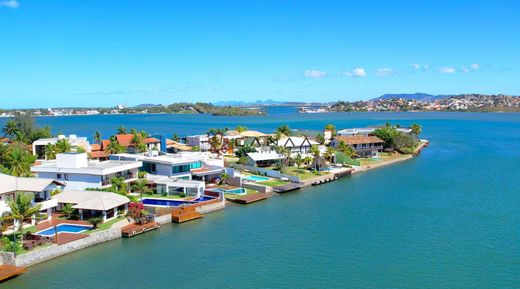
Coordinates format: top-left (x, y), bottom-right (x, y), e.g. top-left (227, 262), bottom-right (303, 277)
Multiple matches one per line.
top-left (275, 136), bottom-right (319, 156)
top-left (31, 153), bottom-right (142, 190)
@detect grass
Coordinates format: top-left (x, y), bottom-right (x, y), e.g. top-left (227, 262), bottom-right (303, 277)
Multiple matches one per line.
top-left (87, 216), bottom-right (126, 234)
top-left (358, 152), bottom-right (410, 166)
top-left (257, 180), bottom-right (288, 187)
top-left (283, 166), bottom-right (328, 180)
top-left (224, 188), bottom-right (259, 200)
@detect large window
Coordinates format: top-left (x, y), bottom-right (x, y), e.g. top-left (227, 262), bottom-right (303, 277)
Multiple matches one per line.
top-left (190, 162), bottom-right (202, 169)
top-left (142, 162), bottom-right (157, 174)
top-left (172, 164), bottom-right (191, 174)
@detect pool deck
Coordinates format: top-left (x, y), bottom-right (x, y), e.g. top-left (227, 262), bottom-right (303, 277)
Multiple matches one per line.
top-left (36, 215), bottom-right (92, 232)
top-left (0, 265), bottom-right (26, 283)
top-left (227, 193), bottom-right (271, 204)
top-left (54, 232), bottom-right (89, 245)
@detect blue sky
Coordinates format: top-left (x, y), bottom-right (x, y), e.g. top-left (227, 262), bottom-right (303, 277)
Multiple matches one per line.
top-left (1, 0), bottom-right (519, 108)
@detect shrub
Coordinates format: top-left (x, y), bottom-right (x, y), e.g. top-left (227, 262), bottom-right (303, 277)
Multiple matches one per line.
top-left (87, 217), bottom-right (103, 228)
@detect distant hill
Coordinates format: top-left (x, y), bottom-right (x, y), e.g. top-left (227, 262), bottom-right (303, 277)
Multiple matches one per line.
top-left (133, 104), bottom-right (163, 108)
top-left (373, 93), bottom-right (452, 102)
top-left (213, 99), bottom-right (285, 106)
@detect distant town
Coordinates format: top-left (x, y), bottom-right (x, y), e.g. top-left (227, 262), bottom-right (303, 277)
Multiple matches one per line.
top-left (1, 94), bottom-right (519, 118)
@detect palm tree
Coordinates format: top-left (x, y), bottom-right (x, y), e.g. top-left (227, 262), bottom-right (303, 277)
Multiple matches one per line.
top-left (219, 173), bottom-right (230, 185)
top-left (0, 144), bottom-right (8, 163)
top-left (303, 156), bottom-right (313, 169)
top-left (2, 120), bottom-right (18, 137)
top-left (61, 203), bottom-right (75, 219)
top-left (55, 139), bottom-right (71, 154)
top-left (44, 143), bottom-right (56, 160)
top-left (235, 125), bottom-right (247, 133)
top-left (131, 179), bottom-right (151, 200)
top-left (275, 124), bottom-right (290, 136)
top-left (310, 144), bottom-right (321, 171)
top-left (324, 124), bottom-right (336, 136)
top-left (411, 124), bottom-right (422, 137)
top-left (293, 153), bottom-right (303, 169)
top-left (6, 147), bottom-right (34, 177)
top-left (131, 133), bottom-right (146, 153)
top-left (172, 134), bottom-right (180, 142)
top-left (105, 136), bottom-right (125, 154)
top-left (324, 147), bottom-right (335, 163)
top-left (209, 135), bottom-right (223, 157)
top-left (117, 126), bottom-right (126, 135)
top-left (4, 193), bottom-right (42, 244)
top-left (129, 128), bottom-right (138, 135)
top-left (94, 131), bottom-right (102, 145)
top-left (110, 176), bottom-right (127, 193)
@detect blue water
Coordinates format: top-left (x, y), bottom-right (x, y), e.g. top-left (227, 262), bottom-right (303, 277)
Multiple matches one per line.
top-left (35, 224), bottom-right (92, 236)
top-left (142, 196), bottom-right (215, 207)
top-left (244, 175), bottom-right (270, 182)
top-left (209, 188), bottom-right (246, 195)
top-left (2, 111), bottom-right (520, 289)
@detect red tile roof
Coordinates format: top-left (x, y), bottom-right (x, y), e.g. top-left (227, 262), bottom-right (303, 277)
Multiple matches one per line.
top-left (115, 134), bottom-right (160, 147)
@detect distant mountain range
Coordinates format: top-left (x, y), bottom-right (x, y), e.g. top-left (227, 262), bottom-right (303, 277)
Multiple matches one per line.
top-left (372, 93), bottom-right (453, 102)
top-left (212, 99), bottom-right (285, 106)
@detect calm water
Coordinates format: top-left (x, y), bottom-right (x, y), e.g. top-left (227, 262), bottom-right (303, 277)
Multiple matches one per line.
top-left (2, 111), bottom-right (520, 289)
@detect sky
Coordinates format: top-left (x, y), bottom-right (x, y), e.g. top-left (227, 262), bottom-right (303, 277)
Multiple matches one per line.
top-left (1, 0), bottom-right (519, 108)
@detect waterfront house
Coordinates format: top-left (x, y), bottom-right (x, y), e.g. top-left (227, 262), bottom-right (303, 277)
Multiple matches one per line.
top-left (331, 135), bottom-right (384, 158)
top-left (31, 153), bottom-right (142, 190)
top-left (115, 134), bottom-right (161, 153)
top-left (275, 136), bottom-right (319, 156)
top-left (246, 150), bottom-right (286, 167)
top-left (89, 140), bottom-right (110, 160)
top-left (186, 134), bottom-right (211, 151)
top-left (165, 139), bottom-right (193, 153)
top-left (145, 174), bottom-right (205, 197)
top-left (53, 190), bottom-right (129, 221)
top-left (32, 134), bottom-right (91, 159)
top-left (0, 173), bottom-right (64, 225)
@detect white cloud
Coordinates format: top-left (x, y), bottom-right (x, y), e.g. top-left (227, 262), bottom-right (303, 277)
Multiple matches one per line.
top-left (304, 70), bottom-right (327, 79)
top-left (470, 63), bottom-right (480, 70)
top-left (461, 63), bottom-right (480, 73)
top-left (344, 68), bottom-right (367, 77)
top-left (376, 68), bottom-right (393, 76)
top-left (410, 63), bottom-right (421, 70)
top-left (439, 67), bottom-right (456, 74)
top-left (0, 0), bottom-right (19, 8)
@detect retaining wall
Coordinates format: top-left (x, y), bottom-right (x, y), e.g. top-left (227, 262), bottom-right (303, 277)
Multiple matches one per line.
top-left (0, 228), bottom-right (122, 267)
top-left (230, 164), bottom-right (301, 183)
top-left (196, 200), bottom-right (225, 214)
top-left (242, 183), bottom-right (268, 193)
top-left (155, 214), bottom-right (172, 225)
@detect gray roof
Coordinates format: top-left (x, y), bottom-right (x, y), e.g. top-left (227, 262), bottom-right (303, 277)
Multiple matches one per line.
top-left (0, 173), bottom-right (63, 195)
top-left (54, 190), bottom-right (130, 211)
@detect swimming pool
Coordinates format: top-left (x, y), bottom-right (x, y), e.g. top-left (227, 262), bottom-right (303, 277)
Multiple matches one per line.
top-left (142, 196), bottom-right (216, 207)
top-left (36, 224), bottom-right (92, 236)
top-left (209, 188), bottom-right (246, 195)
top-left (244, 175), bottom-right (269, 182)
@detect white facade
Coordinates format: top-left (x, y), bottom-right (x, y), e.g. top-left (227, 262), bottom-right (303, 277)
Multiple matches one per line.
top-left (31, 153), bottom-right (142, 190)
top-left (186, 135), bottom-right (211, 151)
top-left (32, 134), bottom-right (91, 159)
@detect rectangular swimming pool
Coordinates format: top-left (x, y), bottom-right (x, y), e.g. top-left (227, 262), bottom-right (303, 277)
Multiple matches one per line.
top-left (142, 196), bottom-right (216, 207)
top-left (36, 224), bottom-right (93, 236)
top-left (244, 175), bottom-right (269, 182)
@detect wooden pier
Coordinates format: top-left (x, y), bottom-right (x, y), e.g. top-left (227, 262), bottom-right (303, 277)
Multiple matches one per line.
top-left (272, 183), bottom-right (303, 194)
top-left (0, 265), bottom-right (26, 282)
top-left (121, 222), bottom-right (160, 238)
top-left (228, 193), bottom-right (271, 204)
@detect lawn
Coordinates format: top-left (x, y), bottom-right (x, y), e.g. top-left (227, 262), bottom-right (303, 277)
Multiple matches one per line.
top-left (359, 152), bottom-right (409, 166)
top-left (257, 180), bottom-right (288, 187)
top-left (87, 216), bottom-right (127, 234)
top-left (283, 167), bottom-right (329, 180)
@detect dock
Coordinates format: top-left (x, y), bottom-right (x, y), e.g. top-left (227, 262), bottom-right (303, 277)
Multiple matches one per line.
top-left (0, 265), bottom-right (26, 282)
top-left (121, 222), bottom-right (160, 238)
top-left (228, 193), bottom-right (271, 204)
top-left (171, 206), bottom-right (204, 223)
top-left (272, 183), bottom-right (303, 194)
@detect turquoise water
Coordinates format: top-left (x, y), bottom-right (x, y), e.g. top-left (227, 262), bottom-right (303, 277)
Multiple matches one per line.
top-left (35, 224), bottom-right (92, 236)
top-left (244, 175), bottom-right (270, 182)
top-left (2, 111), bottom-right (520, 288)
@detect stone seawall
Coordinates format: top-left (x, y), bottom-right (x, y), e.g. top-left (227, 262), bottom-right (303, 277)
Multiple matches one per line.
top-left (196, 200), bottom-right (225, 214)
top-left (0, 228), bottom-right (122, 267)
top-left (155, 214), bottom-right (172, 225)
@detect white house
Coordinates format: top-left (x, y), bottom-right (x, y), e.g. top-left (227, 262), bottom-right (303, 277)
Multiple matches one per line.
top-left (247, 151), bottom-right (286, 167)
top-left (0, 173), bottom-right (64, 225)
top-left (31, 153), bottom-right (142, 190)
top-left (32, 134), bottom-right (91, 159)
top-left (186, 135), bottom-right (211, 151)
top-left (275, 136), bottom-right (319, 156)
top-left (146, 175), bottom-right (205, 197)
top-left (54, 190), bottom-right (130, 221)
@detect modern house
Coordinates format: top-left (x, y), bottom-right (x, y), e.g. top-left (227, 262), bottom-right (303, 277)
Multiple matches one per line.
top-left (331, 135), bottom-right (385, 158)
top-left (53, 190), bottom-right (130, 221)
top-left (246, 151), bottom-right (286, 167)
top-left (186, 135), bottom-right (211, 151)
top-left (31, 153), bottom-right (142, 190)
top-left (145, 175), bottom-right (205, 197)
top-left (0, 173), bottom-right (64, 224)
top-left (110, 153), bottom-right (202, 180)
top-left (275, 136), bottom-right (319, 156)
top-left (32, 134), bottom-right (91, 159)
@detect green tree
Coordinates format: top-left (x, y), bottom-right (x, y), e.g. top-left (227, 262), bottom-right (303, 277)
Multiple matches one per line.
top-left (105, 136), bottom-right (125, 154)
top-left (87, 217), bottom-right (103, 229)
top-left (117, 126), bottom-right (127, 135)
top-left (6, 147), bottom-right (35, 177)
top-left (2, 120), bottom-right (18, 137)
top-left (131, 133), bottom-right (147, 153)
top-left (293, 153), bottom-right (303, 168)
top-left (310, 144), bottom-right (321, 171)
top-left (324, 146), bottom-right (335, 163)
top-left (235, 145), bottom-right (256, 158)
top-left (55, 139), bottom-right (72, 154)
top-left (61, 203), bottom-right (75, 219)
top-left (235, 125), bottom-right (247, 133)
top-left (324, 124), bottom-right (337, 136)
top-left (110, 177), bottom-right (127, 193)
top-left (3, 193), bottom-right (42, 244)
top-left (44, 143), bottom-right (56, 160)
top-left (131, 178), bottom-right (151, 200)
top-left (94, 131), bottom-right (102, 144)
top-left (372, 126), bottom-right (399, 149)
top-left (275, 124), bottom-right (290, 136)
top-left (315, 133), bottom-right (325, 145)
top-left (219, 173), bottom-right (230, 185)
top-left (411, 124), bottom-right (422, 137)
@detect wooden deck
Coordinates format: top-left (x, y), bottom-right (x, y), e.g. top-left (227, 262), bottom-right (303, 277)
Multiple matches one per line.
top-left (121, 222), bottom-right (160, 238)
top-left (54, 232), bottom-right (89, 245)
top-left (171, 206), bottom-right (204, 223)
top-left (228, 193), bottom-right (271, 204)
top-left (272, 183), bottom-right (303, 194)
top-left (0, 265), bottom-right (26, 282)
